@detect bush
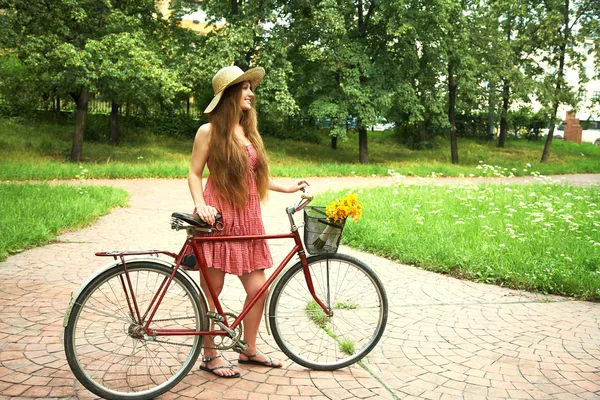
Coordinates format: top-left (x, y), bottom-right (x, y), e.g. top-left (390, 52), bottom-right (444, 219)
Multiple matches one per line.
top-left (260, 117), bottom-right (324, 143)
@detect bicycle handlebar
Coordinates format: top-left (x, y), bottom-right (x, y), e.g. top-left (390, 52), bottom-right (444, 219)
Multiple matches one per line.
top-left (291, 188), bottom-right (313, 213)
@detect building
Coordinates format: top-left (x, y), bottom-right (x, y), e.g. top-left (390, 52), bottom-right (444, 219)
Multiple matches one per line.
top-left (156, 0), bottom-right (215, 35)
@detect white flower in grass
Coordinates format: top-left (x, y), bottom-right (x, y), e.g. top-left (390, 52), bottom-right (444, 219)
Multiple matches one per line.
top-left (455, 220), bottom-right (465, 225)
top-left (469, 174), bottom-right (475, 177)
top-left (499, 244), bottom-right (506, 248)
top-left (590, 203), bottom-right (597, 207)
top-left (507, 213), bottom-right (513, 217)
top-left (430, 209), bottom-right (441, 214)
top-left (529, 192), bottom-right (536, 197)
top-left (479, 215), bottom-right (486, 218)
top-left (526, 163), bottom-right (532, 168)
top-left (594, 242), bottom-right (600, 246)
top-left (417, 221), bottom-right (424, 225)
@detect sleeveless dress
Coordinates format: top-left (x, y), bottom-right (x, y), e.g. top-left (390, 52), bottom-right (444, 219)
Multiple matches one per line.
top-left (196, 143), bottom-right (273, 276)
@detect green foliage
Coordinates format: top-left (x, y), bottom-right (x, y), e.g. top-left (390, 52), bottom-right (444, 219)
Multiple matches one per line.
top-left (0, 183), bottom-right (129, 261)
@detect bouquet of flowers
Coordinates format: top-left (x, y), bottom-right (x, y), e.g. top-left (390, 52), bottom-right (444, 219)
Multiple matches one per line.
top-left (312, 194), bottom-right (364, 250)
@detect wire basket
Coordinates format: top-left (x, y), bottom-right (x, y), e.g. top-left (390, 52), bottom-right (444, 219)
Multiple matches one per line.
top-left (303, 206), bottom-right (345, 255)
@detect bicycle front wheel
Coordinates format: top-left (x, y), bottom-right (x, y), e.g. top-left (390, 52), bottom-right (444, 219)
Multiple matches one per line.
top-left (268, 254), bottom-right (388, 370)
top-left (64, 261), bottom-right (206, 400)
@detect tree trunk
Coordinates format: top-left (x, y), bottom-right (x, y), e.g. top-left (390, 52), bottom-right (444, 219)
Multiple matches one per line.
top-left (486, 81), bottom-right (494, 142)
top-left (56, 96), bottom-right (61, 113)
top-left (542, 0), bottom-right (569, 163)
top-left (186, 98), bottom-right (190, 115)
top-left (110, 100), bottom-right (119, 146)
top-left (70, 91), bottom-right (89, 162)
top-left (498, 80), bottom-right (510, 148)
top-left (419, 120), bottom-right (427, 143)
top-left (358, 126), bottom-right (368, 164)
top-left (448, 62), bottom-right (458, 164)
top-left (331, 135), bottom-right (337, 150)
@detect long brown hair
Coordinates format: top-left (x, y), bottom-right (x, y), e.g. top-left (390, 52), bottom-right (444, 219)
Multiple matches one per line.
top-left (207, 82), bottom-right (270, 209)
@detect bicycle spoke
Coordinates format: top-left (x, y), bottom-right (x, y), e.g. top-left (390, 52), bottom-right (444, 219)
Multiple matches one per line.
top-left (270, 255), bottom-right (387, 370)
top-left (65, 263), bottom-right (204, 399)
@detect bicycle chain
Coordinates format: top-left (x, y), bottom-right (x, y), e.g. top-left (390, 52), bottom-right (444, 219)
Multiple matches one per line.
top-left (139, 313), bottom-right (241, 349)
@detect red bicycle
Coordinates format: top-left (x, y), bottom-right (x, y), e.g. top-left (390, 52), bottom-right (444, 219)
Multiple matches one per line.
top-left (63, 191), bottom-right (388, 400)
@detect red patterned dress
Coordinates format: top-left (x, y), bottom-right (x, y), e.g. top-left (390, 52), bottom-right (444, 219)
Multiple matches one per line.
top-left (196, 143), bottom-right (273, 276)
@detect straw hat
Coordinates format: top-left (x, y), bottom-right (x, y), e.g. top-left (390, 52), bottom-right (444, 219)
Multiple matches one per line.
top-left (204, 65), bottom-right (265, 114)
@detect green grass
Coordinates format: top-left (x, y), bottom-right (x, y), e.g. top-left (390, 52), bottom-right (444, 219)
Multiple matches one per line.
top-left (0, 183), bottom-right (129, 261)
top-left (305, 299), bottom-right (329, 328)
top-left (305, 299), bottom-right (356, 355)
top-left (320, 173), bottom-right (600, 300)
top-left (1, 118), bottom-right (599, 179)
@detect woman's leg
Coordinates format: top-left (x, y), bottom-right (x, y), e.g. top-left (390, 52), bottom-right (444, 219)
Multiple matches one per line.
top-left (237, 269), bottom-right (281, 367)
top-left (199, 268), bottom-right (239, 376)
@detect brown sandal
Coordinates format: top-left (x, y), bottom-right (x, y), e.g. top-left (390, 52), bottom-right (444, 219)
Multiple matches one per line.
top-left (199, 354), bottom-right (240, 378)
top-left (238, 350), bottom-right (282, 368)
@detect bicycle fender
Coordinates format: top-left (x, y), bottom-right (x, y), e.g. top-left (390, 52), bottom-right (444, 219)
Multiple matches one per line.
top-left (63, 257), bottom-right (207, 327)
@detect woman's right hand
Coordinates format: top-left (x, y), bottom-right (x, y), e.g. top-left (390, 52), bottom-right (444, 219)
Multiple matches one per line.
top-left (195, 205), bottom-right (219, 226)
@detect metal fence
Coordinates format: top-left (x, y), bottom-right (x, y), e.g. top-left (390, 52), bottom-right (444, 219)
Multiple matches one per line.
top-left (1, 95), bottom-right (202, 119)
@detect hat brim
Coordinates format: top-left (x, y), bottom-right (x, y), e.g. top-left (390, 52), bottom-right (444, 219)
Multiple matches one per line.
top-left (204, 67), bottom-right (265, 114)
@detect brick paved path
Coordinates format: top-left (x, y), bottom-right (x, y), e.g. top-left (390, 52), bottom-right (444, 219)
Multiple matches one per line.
top-left (0, 176), bottom-right (599, 399)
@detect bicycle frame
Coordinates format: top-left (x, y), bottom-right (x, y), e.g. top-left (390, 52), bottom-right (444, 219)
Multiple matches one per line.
top-left (96, 212), bottom-right (331, 340)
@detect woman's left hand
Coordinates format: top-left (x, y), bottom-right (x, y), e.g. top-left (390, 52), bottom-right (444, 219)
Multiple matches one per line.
top-left (288, 179), bottom-right (309, 193)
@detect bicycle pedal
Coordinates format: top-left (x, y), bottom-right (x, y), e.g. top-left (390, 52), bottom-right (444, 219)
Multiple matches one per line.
top-left (206, 311), bottom-right (224, 322)
top-left (232, 340), bottom-right (248, 353)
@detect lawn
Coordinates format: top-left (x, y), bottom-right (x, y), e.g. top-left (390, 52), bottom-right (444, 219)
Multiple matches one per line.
top-left (0, 182), bottom-right (129, 261)
top-left (318, 171), bottom-right (600, 300)
top-left (1, 118), bottom-right (599, 179)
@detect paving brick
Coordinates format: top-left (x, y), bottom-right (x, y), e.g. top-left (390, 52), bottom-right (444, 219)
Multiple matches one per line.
top-left (0, 177), bottom-right (599, 400)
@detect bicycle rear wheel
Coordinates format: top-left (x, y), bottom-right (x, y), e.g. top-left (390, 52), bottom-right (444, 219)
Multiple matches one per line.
top-left (268, 254), bottom-right (387, 370)
top-left (64, 261), bottom-right (205, 400)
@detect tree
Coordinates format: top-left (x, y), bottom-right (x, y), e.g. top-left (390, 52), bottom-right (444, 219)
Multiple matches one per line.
top-left (199, 0), bottom-right (298, 121)
top-left (93, 32), bottom-right (183, 145)
top-left (383, 0), bottom-right (448, 149)
top-left (478, 0), bottom-right (541, 148)
top-left (0, 0), bottom-right (181, 161)
top-left (278, 0), bottom-right (392, 163)
top-left (537, 0), bottom-right (598, 162)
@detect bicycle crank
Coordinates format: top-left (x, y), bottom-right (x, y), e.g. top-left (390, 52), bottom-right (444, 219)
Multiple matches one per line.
top-left (208, 312), bottom-right (243, 350)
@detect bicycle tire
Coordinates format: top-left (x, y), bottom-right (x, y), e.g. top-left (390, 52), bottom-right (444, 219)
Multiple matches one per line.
top-left (268, 253), bottom-right (388, 370)
top-left (64, 261), bottom-right (206, 400)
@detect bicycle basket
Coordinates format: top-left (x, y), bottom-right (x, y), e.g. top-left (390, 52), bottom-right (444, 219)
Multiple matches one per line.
top-left (303, 206), bottom-right (345, 255)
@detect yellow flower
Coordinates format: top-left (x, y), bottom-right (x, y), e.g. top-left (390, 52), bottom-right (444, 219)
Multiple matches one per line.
top-left (325, 194), bottom-right (364, 224)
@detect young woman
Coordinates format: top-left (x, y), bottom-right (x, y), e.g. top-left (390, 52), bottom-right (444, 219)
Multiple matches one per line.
top-left (188, 65), bottom-right (308, 378)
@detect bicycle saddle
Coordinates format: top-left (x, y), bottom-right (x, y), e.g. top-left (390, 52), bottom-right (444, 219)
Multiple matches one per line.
top-left (171, 212), bottom-right (222, 228)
